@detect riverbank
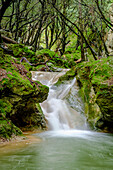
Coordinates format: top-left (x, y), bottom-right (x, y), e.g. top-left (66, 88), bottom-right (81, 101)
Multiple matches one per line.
top-left (0, 46), bottom-right (49, 140)
top-left (0, 130), bottom-right (42, 150)
top-left (74, 57), bottom-right (113, 132)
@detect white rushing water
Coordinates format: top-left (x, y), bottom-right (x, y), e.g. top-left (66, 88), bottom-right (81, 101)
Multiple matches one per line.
top-left (1, 71), bottom-right (113, 170)
top-left (32, 70), bottom-right (88, 131)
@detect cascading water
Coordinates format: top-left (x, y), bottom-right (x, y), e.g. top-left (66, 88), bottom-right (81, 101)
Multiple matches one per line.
top-left (1, 71), bottom-right (113, 170)
top-left (32, 70), bottom-right (88, 131)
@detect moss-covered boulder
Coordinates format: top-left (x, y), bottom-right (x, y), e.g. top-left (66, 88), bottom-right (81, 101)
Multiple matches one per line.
top-left (76, 57), bottom-right (113, 132)
top-left (7, 44), bottom-right (76, 72)
top-left (36, 49), bottom-right (69, 68)
top-left (8, 44), bottom-right (35, 59)
top-left (94, 85), bottom-right (113, 131)
top-left (0, 117), bottom-right (22, 139)
top-left (0, 50), bottom-right (49, 139)
top-left (55, 68), bottom-right (76, 86)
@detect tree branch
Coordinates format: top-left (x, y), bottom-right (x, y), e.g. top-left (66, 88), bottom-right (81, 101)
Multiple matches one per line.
top-left (95, 0), bottom-right (113, 27)
top-left (52, 3), bottom-right (97, 60)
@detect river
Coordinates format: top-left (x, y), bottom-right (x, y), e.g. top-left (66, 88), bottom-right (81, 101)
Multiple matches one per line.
top-left (0, 70), bottom-right (113, 170)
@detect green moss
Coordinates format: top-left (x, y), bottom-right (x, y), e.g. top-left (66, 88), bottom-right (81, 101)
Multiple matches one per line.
top-left (36, 49), bottom-right (74, 68)
top-left (36, 49), bottom-right (58, 58)
top-left (0, 119), bottom-right (22, 139)
top-left (55, 68), bottom-right (76, 85)
top-left (64, 51), bottom-right (81, 61)
top-left (0, 55), bottom-right (13, 68)
top-left (36, 103), bottom-right (43, 115)
top-left (76, 57), bottom-right (113, 86)
top-left (0, 48), bottom-right (4, 56)
top-left (75, 56), bottom-right (113, 131)
top-left (0, 46), bottom-right (50, 139)
top-left (8, 44), bottom-right (35, 58)
top-left (0, 99), bottom-right (13, 116)
top-left (0, 71), bottom-right (34, 96)
top-left (35, 65), bottom-right (46, 70)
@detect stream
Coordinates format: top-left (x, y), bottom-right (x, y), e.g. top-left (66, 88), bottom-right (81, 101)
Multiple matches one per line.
top-left (0, 70), bottom-right (113, 170)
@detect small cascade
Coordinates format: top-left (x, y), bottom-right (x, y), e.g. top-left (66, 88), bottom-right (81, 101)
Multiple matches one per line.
top-left (32, 71), bottom-right (88, 131)
top-left (40, 79), bottom-right (76, 130)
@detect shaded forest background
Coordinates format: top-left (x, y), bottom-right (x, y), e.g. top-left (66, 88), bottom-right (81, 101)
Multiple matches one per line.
top-left (1, 0), bottom-right (113, 61)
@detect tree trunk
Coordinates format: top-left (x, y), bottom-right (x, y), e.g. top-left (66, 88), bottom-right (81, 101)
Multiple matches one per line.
top-left (0, 0), bottom-right (13, 44)
top-left (52, 3), bottom-right (97, 60)
top-left (34, 0), bottom-right (45, 51)
top-left (61, 0), bottom-right (66, 54)
top-left (15, 0), bottom-right (20, 41)
top-left (79, 0), bottom-right (85, 61)
top-left (45, 27), bottom-right (49, 49)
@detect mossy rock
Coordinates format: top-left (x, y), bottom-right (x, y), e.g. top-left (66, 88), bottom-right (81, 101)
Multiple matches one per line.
top-left (36, 49), bottom-right (58, 58)
top-left (75, 57), bottom-right (113, 132)
top-left (0, 118), bottom-right (22, 139)
top-left (55, 68), bottom-right (76, 86)
top-left (0, 52), bottom-right (49, 139)
top-left (36, 49), bottom-right (74, 68)
top-left (96, 88), bottom-right (113, 122)
top-left (8, 44), bottom-right (36, 63)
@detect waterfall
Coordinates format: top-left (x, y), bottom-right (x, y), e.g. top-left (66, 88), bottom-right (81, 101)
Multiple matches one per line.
top-left (32, 71), bottom-right (88, 131)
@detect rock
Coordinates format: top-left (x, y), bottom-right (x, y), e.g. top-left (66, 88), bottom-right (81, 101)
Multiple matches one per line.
top-left (95, 85), bottom-right (113, 131)
top-left (76, 58), bottom-right (113, 132)
top-left (55, 68), bottom-right (76, 86)
top-left (0, 51), bottom-right (49, 139)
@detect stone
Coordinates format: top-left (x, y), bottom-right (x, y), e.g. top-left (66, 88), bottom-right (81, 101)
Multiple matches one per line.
top-left (0, 53), bottom-right (49, 139)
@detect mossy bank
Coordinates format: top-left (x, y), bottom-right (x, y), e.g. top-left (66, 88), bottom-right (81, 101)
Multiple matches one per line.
top-left (0, 47), bottom-right (49, 140)
top-left (75, 57), bottom-right (113, 132)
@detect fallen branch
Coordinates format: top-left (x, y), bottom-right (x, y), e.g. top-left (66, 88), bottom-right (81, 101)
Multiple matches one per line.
top-left (75, 58), bottom-right (82, 63)
top-left (20, 57), bottom-right (52, 66)
top-left (20, 57), bottom-right (33, 65)
top-left (1, 35), bottom-right (18, 44)
top-left (20, 57), bottom-right (53, 71)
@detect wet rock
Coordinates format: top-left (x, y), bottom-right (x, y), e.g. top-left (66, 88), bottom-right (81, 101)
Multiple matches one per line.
top-left (0, 52), bottom-right (49, 139)
top-left (76, 58), bottom-right (113, 132)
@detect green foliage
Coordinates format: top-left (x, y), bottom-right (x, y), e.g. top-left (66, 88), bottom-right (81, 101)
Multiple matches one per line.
top-left (63, 52), bottom-right (80, 67)
top-left (36, 48), bottom-right (76, 68)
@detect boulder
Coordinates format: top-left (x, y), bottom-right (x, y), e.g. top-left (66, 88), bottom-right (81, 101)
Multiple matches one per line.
top-left (76, 57), bottom-right (113, 132)
top-left (0, 50), bottom-right (49, 139)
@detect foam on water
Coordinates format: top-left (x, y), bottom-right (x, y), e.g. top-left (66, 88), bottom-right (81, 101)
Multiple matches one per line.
top-left (32, 70), bottom-right (88, 131)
